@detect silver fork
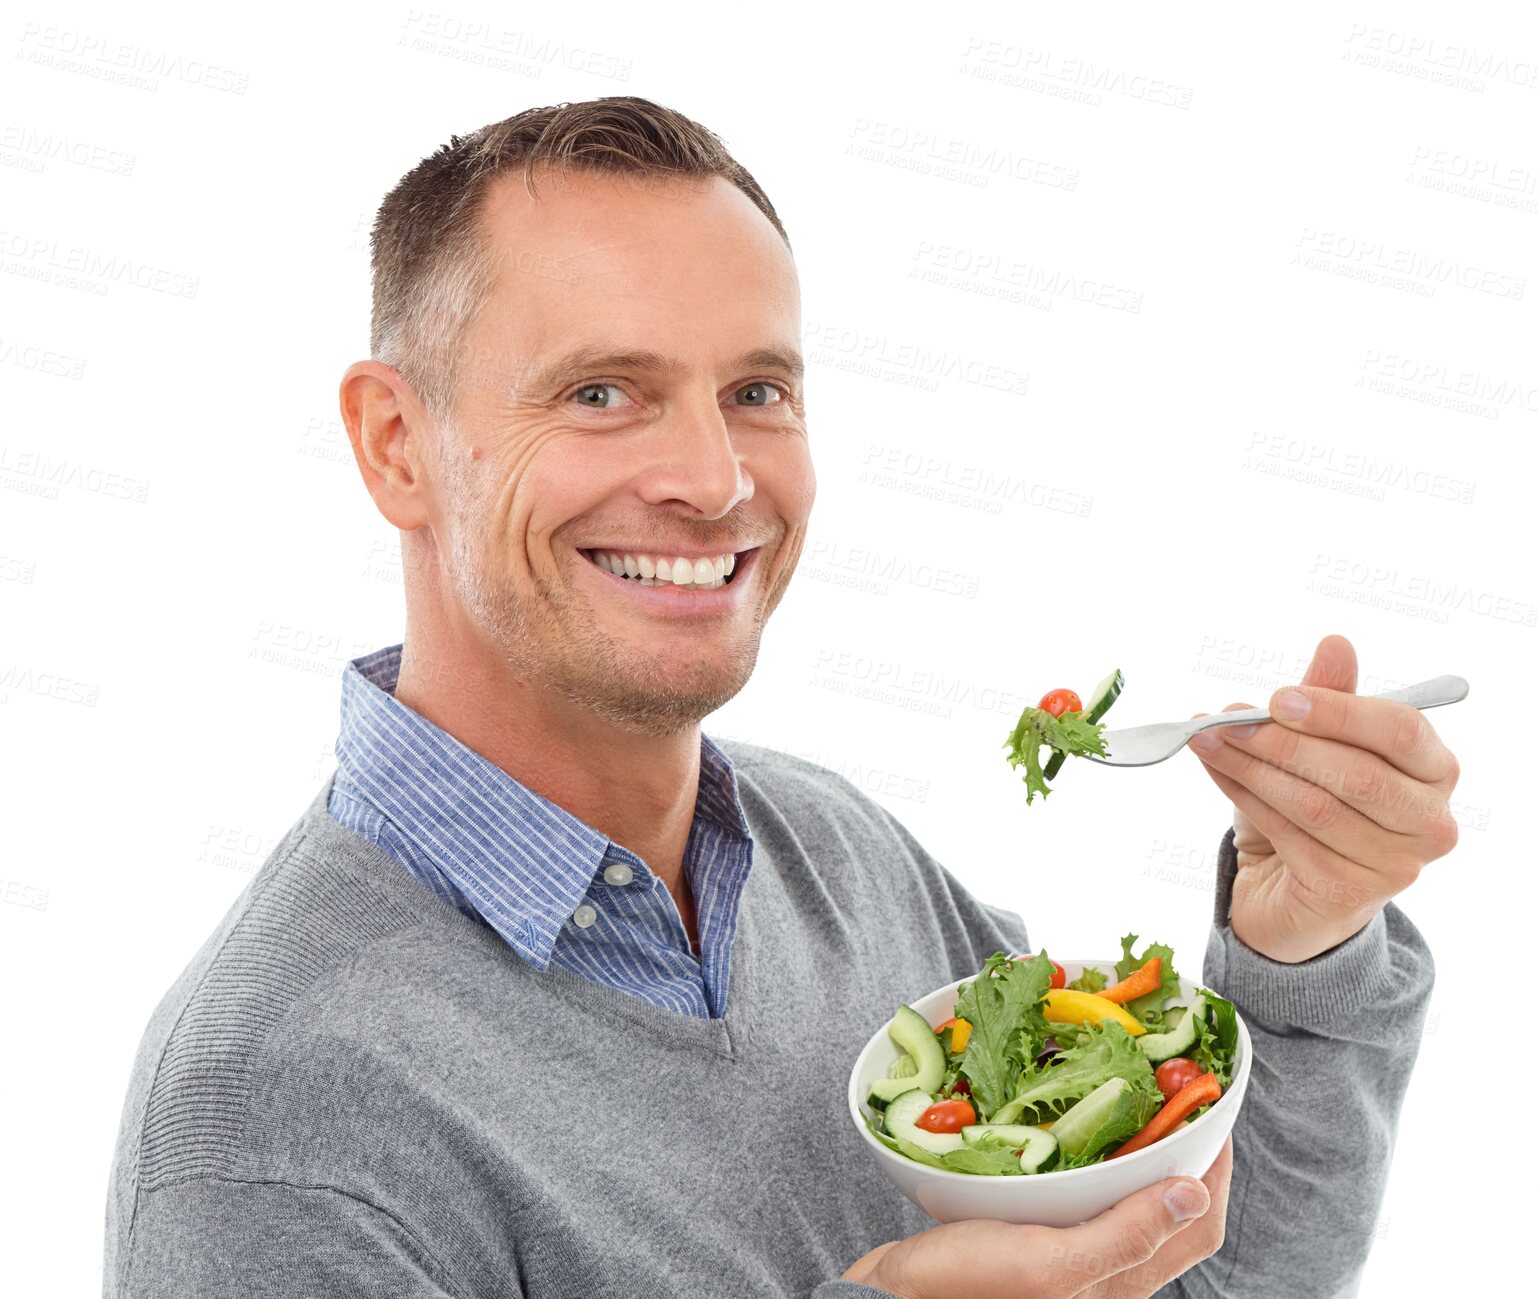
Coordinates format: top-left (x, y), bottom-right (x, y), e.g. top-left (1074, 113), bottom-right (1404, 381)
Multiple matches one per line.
top-left (1084, 675), bottom-right (1469, 767)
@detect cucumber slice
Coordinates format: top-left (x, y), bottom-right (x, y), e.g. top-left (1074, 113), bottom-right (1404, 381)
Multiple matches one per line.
top-left (1050, 1076), bottom-right (1153, 1162)
top-left (1084, 669), bottom-right (1125, 722)
top-left (868, 1004), bottom-right (947, 1105)
top-left (1014, 1127), bottom-right (1059, 1174)
top-left (962, 1124), bottom-right (1059, 1174)
top-left (1138, 995), bottom-right (1205, 1064)
top-left (961, 1123), bottom-right (1040, 1146)
top-left (883, 1089), bottom-right (965, 1155)
top-left (1045, 668), bottom-right (1124, 779)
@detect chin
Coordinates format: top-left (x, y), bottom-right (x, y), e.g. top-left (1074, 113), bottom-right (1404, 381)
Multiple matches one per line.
top-left (563, 653), bottom-right (757, 736)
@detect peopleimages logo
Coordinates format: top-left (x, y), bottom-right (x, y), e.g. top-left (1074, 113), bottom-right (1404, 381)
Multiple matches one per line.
top-left (959, 39), bottom-right (1195, 109)
top-left (15, 23), bottom-right (251, 94)
top-left (0, 229), bottom-right (200, 299)
top-left (857, 443), bottom-right (1092, 520)
top-left (1307, 554), bottom-right (1537, 627)
top-left (804, 322), bottom-right (1030, 397)
top-left (1293, 228), bottom-right (1526, 299)
top-left (1357, 351), bottom-right (1538, 418)
top-left (1242, 432), bottom-right (1477, 504)
top-left (845, 119), bottom-right (1080, 190)
top-left (1343, 24), bottom-right (1538, 90)
top-left (911, 242), bottom-right (1143, 314)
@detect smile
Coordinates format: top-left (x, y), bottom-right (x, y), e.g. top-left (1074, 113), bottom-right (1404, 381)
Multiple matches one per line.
top-left (580, 548), bottom-right (745, 591)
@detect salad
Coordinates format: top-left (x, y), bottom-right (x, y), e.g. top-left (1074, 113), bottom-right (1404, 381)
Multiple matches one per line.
top-left (1004, 669), bottom-right (1124, 804)
top-left (860, 936), bottom-right (1239, 1176)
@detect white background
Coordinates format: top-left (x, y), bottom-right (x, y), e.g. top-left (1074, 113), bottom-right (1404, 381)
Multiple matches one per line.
top-left (3, 2), bottom-right (1530, 1294)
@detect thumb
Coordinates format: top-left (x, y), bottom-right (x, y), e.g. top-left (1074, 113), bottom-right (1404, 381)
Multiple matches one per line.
top-left (1056, 1176), bottom-right (1210, 1282)
top-left (1299, 633), bottom-right (1357, 694)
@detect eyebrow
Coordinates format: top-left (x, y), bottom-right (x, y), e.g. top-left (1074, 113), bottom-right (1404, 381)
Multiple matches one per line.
top-left (524, 345), bottom-right (804, 395)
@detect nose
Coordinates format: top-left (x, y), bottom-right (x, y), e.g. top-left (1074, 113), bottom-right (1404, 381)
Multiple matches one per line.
top-left (635, 397), bottom-right (752, 519)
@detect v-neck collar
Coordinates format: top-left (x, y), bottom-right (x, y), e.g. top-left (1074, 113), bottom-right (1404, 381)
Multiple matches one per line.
top-left (295, 772), bottom-right (754, 1058)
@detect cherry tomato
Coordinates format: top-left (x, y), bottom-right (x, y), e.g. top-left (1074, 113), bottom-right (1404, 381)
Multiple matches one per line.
top-left (1014, 954), bottom-right (1067, 989)
top-left (916, 1098), bottom-right (976, 1133)
top-left (1155, 1057), bottom-right (1204, 1103)
top-left (1037, 688), bottom-right (1083, 718)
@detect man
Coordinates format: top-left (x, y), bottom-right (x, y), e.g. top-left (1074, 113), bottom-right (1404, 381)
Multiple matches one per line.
top-left (103, 97), bottom-right (1458, 1298)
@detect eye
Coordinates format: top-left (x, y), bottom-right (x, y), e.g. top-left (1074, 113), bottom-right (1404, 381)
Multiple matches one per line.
top-left (731, 382), bottom-right (786, 408)
top-left (571, 382), bottom-right (634, 410)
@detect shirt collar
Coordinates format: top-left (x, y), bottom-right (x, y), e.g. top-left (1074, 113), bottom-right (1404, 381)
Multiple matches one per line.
top-left (334, 642), bottom-right (752, 965)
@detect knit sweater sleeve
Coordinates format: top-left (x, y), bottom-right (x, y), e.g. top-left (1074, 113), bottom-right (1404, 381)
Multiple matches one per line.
top-left (1162, 827), bottom-right (1435, 1299)
top-left (114, 1177), bottom-right (472, 1299)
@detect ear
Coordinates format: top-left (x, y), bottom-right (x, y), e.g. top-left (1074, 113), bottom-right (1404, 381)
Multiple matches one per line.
top-left (338, 360), bottom-right (434, 531)
top-left (1299, 633), bottom-right (1358, 694)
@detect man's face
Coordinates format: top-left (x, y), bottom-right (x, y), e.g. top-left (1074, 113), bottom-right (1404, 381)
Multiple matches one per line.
top-left (421, 167), bottom-right (813, 735)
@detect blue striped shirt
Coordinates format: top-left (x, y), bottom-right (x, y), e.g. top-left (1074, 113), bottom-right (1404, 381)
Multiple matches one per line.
top-left (326, 643), bottom-right (755, 1019)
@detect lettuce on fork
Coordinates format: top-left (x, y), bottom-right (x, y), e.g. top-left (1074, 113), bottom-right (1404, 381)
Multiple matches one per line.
top-left (1003, 707), bottom-right (1108, 804)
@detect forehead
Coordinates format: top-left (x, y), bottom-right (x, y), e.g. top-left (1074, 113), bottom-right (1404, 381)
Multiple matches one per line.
top-left (470, 167), bottom-right (799, 356)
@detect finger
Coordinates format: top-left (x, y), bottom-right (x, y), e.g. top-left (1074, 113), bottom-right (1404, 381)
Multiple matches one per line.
top-left (1053, 1169), bottom-right (1211, 1285)
top-left (1301, 633), bottom-right (1358, 693)
top-left (1187, 702), bottom-right (1260, 756)
top-left (1218, 723), bottom-right (1451, 837)
top-left (1264, 688), bottom-right (1456, 785)
top-left (1198, 762), bottom-right (1390, 912)
top-left (1194, 725), bottom-right (1412, 866)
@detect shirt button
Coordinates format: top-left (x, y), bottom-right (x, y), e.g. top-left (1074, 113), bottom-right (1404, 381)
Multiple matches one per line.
top-left (572, 904), bottom-right (598, 928)
top-left (603, 862), bottom-right (634, 887)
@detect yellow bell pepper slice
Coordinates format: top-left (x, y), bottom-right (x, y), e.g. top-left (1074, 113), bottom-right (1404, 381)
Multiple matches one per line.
top-left (938, 1016), bottom-right (972, 1052)
top-left (1042, 988), bottom-right (1146, 1037)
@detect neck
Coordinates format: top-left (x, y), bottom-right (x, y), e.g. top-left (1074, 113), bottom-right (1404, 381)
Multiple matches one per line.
top-left (391, 624), bottom-right (703, 893)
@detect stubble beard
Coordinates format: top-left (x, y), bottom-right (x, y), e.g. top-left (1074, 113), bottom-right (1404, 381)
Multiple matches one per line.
top-left (447, 513), bottom-right (767, 738)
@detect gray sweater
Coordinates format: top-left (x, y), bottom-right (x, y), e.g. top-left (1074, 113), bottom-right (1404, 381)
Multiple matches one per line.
top-left (103, 739), bottom-right (1432, 1298)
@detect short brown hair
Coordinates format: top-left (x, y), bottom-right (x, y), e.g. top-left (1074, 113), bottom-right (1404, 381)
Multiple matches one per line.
top-left (369, 96), bottom-right (791, 424)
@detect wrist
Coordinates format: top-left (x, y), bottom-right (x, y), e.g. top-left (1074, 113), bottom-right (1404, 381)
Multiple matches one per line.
top-left (1231, 908), bottom-right (1376, 965)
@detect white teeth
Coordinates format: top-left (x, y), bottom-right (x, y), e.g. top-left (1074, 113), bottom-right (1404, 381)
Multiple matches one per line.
top-left (585, 548), bottom-right (739, 589)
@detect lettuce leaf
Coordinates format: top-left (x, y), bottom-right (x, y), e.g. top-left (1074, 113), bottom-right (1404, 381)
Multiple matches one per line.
top-left (954, 951), bottom-right (1053, 1121)
top-left (1192, 986), bottom-right (1239, 1088)
top-left (894, 1138), bottom-right (1024, 1176)
top-left (1115, 933), bottom-right (1183, 1021)
top-left (989, 1022), bottom-right (1157, 1126)
top-left (1003, 708), bottom-right (1109, 804)
top-left (1067, 965), bottom-right (1109, 994)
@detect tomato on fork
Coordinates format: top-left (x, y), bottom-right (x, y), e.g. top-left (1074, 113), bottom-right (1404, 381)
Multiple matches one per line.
top-left (1037, 688), bottom-right (1083, 718)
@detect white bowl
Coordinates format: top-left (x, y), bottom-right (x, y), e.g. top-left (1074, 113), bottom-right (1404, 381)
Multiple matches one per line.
top-left (847, 958), bottom-right (1252, 1227)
